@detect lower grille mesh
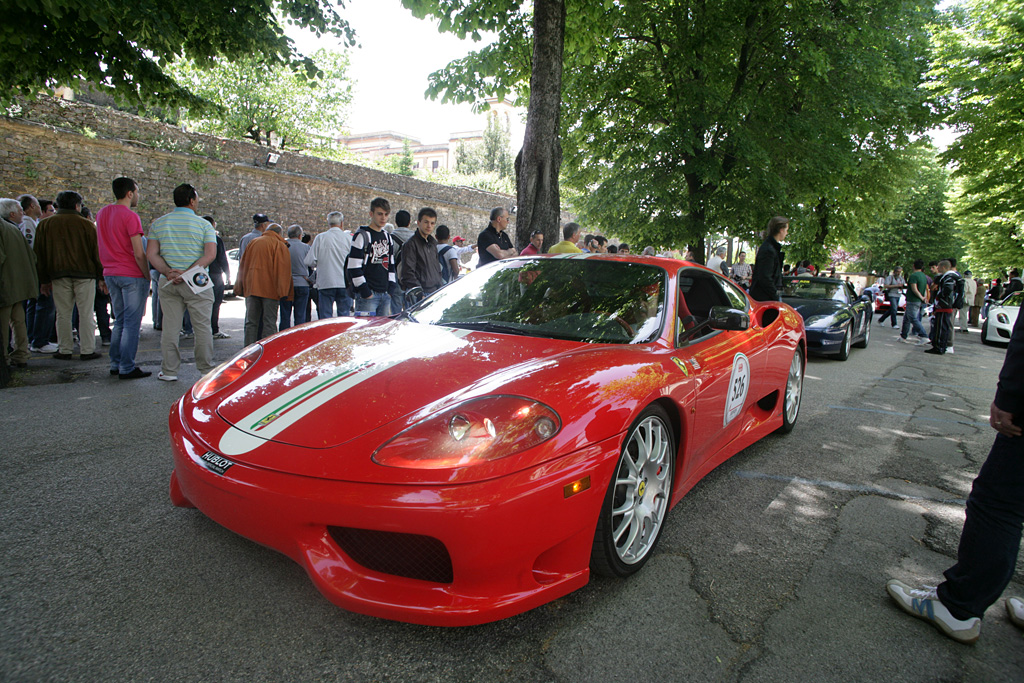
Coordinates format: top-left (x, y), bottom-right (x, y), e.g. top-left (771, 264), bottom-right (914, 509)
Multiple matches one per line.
top-left (328, 526), bottom-right (454, 584)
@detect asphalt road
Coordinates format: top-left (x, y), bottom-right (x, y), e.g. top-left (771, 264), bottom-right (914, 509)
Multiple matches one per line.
top-left (2, 304), bottom-right (1023, 682)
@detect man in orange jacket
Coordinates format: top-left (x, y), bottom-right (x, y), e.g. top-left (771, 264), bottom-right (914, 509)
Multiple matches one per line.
top-left (236, 223), bottom-right (293, 346)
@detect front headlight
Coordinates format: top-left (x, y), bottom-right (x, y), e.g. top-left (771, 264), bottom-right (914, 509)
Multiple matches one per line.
top-left (997, 313), bottom-right (1009, 324)
top-left (192, 344), bottom-right (263, 401)
top-left (373, 395), bottom-right (561, 469)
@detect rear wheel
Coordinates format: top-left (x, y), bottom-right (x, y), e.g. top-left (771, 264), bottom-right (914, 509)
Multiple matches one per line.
top-left (591, 405), bottom-right (675, 578)
top-left (776, 347), bottom-right (803, 434)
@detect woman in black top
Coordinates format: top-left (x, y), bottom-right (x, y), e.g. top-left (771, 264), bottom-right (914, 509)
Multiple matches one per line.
top-left (749, 216), bottom-right (789, 302)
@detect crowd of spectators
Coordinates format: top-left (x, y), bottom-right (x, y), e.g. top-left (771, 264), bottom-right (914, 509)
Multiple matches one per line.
top-left (5, 189), bottom-right (1021, 379)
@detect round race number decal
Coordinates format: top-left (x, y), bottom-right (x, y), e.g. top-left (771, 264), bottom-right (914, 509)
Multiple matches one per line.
top-left (724, 353), bottom-right (750, 426)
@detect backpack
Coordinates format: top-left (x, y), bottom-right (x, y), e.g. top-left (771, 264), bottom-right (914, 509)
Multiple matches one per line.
top-left (951, 272), bottom-right (966, 309)
top-left (437, 244), bottom-right (455, 282)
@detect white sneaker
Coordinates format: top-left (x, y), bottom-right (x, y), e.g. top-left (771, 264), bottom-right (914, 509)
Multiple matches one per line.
top-left (915, 336), bottom-right (930, 346)
top-left (158, 372), bottom-right (178, 382)
top-left (1007, 597), bottom-right (1024, 629)
top-left (947, 347), bottom-right (954, 354)
top-left (30, 342), bottom-right (59, 354)
top-left (896, 336), bottom-right (908, 343)
top-left (886, 580), bottom-right (981, 644)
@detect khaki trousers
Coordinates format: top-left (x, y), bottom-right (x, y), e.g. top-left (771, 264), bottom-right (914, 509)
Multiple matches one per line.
top-left (158, 277), bottom-right (215, 376)
top-left (51, 277), bottom-right (96, 354)
top-left (0, 301), bottom-right (29, 363)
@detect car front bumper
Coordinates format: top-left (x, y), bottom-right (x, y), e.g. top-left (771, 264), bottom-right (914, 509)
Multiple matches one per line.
top-left (804, 327), bottom-right (846, 355)
top-left (168, 401), bottom-right (619, 626)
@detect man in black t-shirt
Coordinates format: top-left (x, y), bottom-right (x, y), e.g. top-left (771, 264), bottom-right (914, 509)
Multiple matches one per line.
top-left (477, 207), bottom-right (517, 267)
top-left (347, 197), bottom-right (397, 317)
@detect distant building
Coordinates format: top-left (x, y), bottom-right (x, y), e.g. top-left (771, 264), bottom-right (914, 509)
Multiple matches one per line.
top-left (339, 98), bottom-right (516, 173)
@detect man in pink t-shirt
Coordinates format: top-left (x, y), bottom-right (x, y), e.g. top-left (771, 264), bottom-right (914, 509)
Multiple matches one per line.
top-left (95, 177), bottom-right (151, 379)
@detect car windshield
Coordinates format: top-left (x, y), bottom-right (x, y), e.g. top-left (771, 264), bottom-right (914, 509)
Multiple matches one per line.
top-left (408, 257), bottom-right (667, 344)
top-left (782, 278), bottom-right (847, 303)
top-left (999, 292), bottom-right (1023, 308)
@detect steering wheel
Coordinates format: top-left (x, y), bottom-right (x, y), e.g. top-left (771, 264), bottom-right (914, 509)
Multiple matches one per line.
top-left (614, 316), bottom-right (635, 337)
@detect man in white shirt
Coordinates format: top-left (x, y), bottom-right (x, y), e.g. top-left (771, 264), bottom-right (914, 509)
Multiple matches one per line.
top-left (707, 245), bottom-right (728, 276)
top-left (304, 211), bottom-right (353, 318)
top-left (959, 269), bottom-right (978, 332)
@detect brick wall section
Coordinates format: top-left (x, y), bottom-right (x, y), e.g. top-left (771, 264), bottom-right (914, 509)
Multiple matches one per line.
top-left (0, 96), bottom-right (514, 247)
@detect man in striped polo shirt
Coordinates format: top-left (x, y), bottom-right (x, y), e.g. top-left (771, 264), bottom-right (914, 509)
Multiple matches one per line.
top-left (146, 183), bottom-right (217, 381)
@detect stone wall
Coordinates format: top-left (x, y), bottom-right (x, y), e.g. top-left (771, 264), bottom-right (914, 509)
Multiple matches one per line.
top-left (0, 96), bottom-right (514, 247)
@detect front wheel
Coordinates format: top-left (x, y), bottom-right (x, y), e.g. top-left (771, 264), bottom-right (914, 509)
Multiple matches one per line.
top-left (591, 404), bottom-right (675, 578)
top-left (835, 328), bottom-right (852, 361)
top-left (981, 321), bottom-right (993, 346)
top-left (853, 314), bottom-right (870, 348)
top-left (775, 347), bottom-right (804, 434)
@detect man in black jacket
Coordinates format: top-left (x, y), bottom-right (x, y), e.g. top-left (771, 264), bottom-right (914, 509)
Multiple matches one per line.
top-left (749, 216), bottom-right (788, 302)
top-left (398, 208), bottom-right (444, 296)
top-left (887, 311), bottom-right (1024, 643)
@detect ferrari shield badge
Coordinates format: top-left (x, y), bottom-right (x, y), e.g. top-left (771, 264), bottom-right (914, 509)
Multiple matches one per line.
top-left (671, 357), bottom-right (690, 376)
top-left (724, 353), bottom-right (750, 426)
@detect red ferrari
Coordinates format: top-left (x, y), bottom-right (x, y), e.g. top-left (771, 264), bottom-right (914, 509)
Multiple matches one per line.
top-left (169, 255), bottom-right (805, 626)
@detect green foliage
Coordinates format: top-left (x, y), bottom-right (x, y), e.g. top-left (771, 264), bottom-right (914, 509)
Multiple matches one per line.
top-left (435, 168), bottom-right (515, 195)
top-left (0, 1), bottom-right (355, 109)
top-left (409, 0), bottom-right (937, 259)
top-left (931, 0), bottom-right (1024, 274)
top-left (951, 181), bottom-right (1024, 278)
top-left (851, 145), bottom-right (962, 275)
top-left (382, 140), bottom-right (416, 177)
top-left (455, 113), bottom-right (514, 178)
top-left (167, 49), bottom-right (354, 150)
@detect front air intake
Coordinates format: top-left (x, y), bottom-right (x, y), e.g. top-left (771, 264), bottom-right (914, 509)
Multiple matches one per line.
top-left (328, 526), bottom-right (454, 584)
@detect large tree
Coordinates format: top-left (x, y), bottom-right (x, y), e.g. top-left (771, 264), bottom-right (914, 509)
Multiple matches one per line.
top-left (559, 0), bottom-right (935, 262)
top-left (931, 0), bottom-right (1024, 273)
top-left (403, 0), bottom-right (570, 250)
top-left (409, 0), bottom-right (935, 261)
top-left (168, 49), bottom-right (354, 149)
top-left (852, 144), bottom-right (962, 275)
top-left (0, 1), bottom-right (355, 107)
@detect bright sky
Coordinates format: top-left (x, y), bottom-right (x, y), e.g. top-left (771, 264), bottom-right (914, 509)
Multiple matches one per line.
top-left (289, 0), bottom-right (521, 145)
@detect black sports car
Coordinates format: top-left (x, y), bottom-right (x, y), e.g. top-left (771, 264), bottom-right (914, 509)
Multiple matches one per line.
top-left (781, 277), bottom-right (871, 360)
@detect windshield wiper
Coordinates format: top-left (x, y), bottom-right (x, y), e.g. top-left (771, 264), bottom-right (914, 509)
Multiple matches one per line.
top-left (441, 320), bottom-right (532, 336)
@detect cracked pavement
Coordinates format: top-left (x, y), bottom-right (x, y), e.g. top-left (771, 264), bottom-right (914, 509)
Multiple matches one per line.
top-left (2, 309), bottom-right (1022, 681)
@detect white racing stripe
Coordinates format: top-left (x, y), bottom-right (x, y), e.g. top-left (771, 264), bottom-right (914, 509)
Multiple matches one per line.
top-left (217, 326), bottom-right (472, 456)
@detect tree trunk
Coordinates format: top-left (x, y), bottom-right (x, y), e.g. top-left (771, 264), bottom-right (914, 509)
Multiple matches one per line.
top-left (813, 197), bottom-right (830, 246)
top-left (515, 0), bottom-right (564, 251)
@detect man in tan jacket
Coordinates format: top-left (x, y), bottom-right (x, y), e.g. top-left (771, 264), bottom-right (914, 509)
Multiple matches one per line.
top-left (236, 223), bottom-right (293, 346)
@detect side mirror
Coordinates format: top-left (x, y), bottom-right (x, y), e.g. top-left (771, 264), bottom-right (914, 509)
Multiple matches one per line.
top-left (708, 306), bottom-right (749, 331)
top-left (404, 287), bottom-right (425, 308)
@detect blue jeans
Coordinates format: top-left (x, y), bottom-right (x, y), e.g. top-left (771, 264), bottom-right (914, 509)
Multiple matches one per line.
top-left (280, 286), bottom-right (310, 330)
top-left (938, 432), bottom-right (1024, 619)
top-left (105, 275), bottom-right (148, 374)
top-left (899, 300), bottom-right (929, 339)
top-left (878, 297), bottom-right (900, 326)
top-left (390, 287), bottom-right (405, 315)
top-left (355, 291), bottom-right (391, 317)
top-left (30, 294), bottom-right (55, 347)
top-left (319, 287), bottom-right (353, 318)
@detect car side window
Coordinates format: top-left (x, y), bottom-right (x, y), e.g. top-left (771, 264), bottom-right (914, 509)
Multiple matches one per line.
top-left (677, 269), bottom-right (735, 343)
top-left (718, 276), bottom-right (750, 311)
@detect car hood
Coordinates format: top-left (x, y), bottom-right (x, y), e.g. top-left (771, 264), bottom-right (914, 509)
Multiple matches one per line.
top-left (214, 319), bottom-right (588, 455)
top-left (781, 299), bottom-right (846, 320)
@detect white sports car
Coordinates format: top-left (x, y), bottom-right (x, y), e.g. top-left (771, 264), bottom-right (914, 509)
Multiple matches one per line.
top-left (981, 291), bottom-right (1022, 346)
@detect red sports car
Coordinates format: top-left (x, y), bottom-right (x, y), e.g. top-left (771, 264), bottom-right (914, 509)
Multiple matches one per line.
top-left (169, 255), bottom-right (805, 626)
